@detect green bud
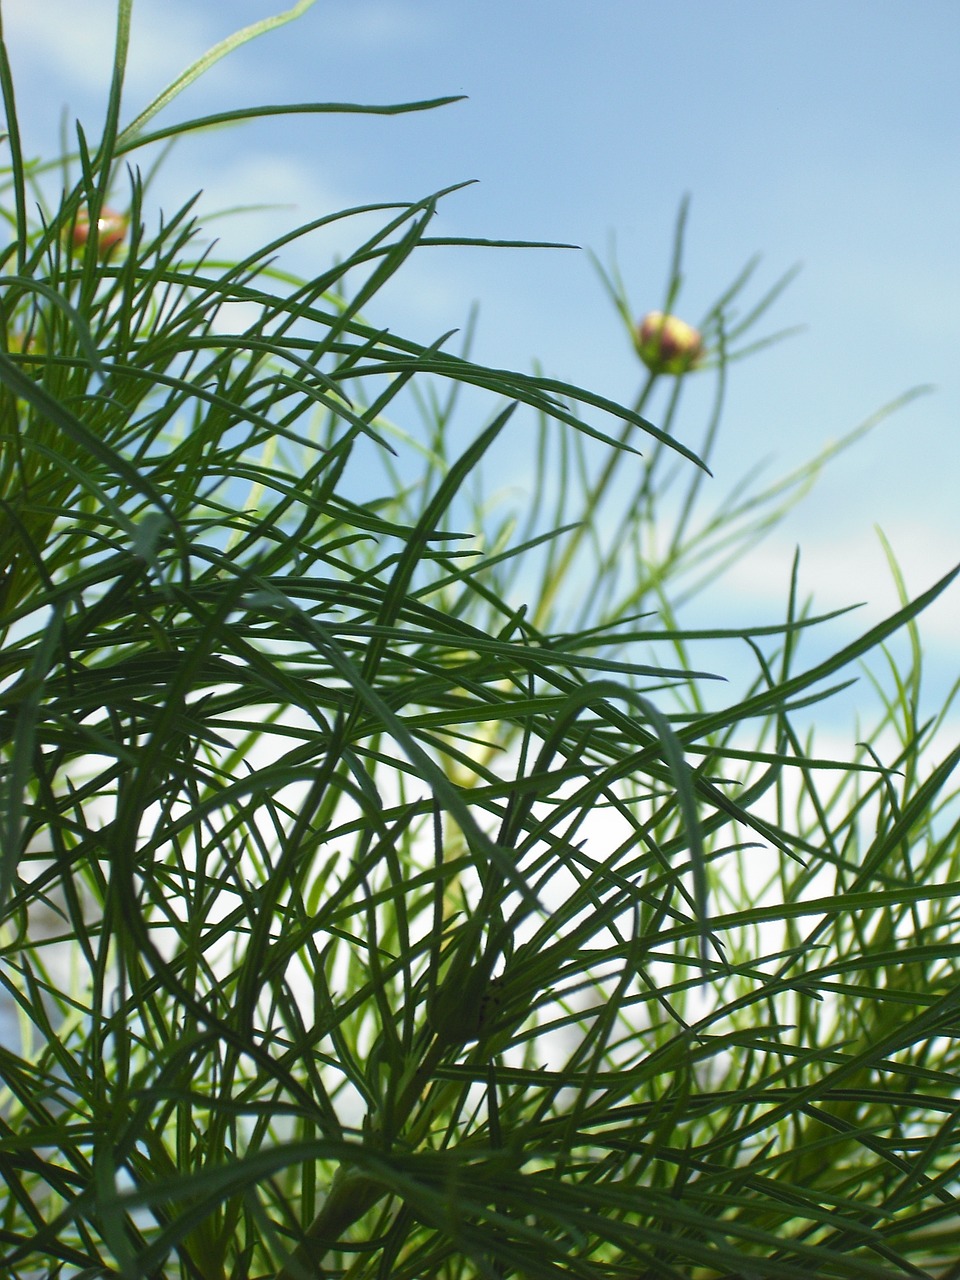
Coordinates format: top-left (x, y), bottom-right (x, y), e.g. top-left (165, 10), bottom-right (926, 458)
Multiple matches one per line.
top-left (636, 310), bottom-right (704, 375)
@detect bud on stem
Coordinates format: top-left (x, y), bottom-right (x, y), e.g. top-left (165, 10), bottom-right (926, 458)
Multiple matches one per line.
top-left (636, 310), bottom-right (704, 375)
top-left (68, 207), bottom-right (128, 258)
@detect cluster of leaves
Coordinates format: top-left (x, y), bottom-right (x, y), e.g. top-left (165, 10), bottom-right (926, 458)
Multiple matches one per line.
top-left (1, 4), bottom-right (959, 1279)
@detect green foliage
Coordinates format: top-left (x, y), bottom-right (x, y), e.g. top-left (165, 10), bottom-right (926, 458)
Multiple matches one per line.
top-left (1, 5), bottom-right (959, 1279)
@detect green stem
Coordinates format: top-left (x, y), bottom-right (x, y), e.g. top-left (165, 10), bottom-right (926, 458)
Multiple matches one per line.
top-left (532, 370), bottom-right (658, 630)
top-left (275, 1167), bottom-right (388, 1280)
top-left (273, 1032), bottom-right (455, 1280)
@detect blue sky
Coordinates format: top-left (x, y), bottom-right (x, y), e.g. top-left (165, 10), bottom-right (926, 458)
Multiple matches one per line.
top-left (4, 0), bottom-right (960, 709)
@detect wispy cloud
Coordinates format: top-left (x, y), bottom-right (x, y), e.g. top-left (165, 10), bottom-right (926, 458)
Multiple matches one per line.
top-left (312, 1), bottom-right (438, 51)
top-left (4, 0), bottom-right (206, 94)
top-left (152, 149), bottom-right (359, 263)
top-left (1, 0), bottom-right (260, 139)
top-left (716, 518), bottom-right (960, 654)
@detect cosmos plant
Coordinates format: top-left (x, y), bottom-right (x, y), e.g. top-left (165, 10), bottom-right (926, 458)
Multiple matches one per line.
top-left (1, 4), bottom-right (959, 1279)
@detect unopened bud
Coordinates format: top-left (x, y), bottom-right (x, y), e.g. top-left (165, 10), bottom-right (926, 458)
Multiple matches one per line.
top-left (69, 207), bottom-right (128, 258)
top-left (636, 310), bottom-right (704, 375)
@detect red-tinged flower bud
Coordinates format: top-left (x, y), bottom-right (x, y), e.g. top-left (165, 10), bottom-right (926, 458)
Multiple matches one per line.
top-left (69, 207), bottom-right (128, 257)
top-left (636, 310), bottom-right (704, 375)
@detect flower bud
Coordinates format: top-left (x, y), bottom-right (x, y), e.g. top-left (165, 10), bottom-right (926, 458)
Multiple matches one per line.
top-left (636, 310), bottom-right (704, 375)
top-left (69, 207), bottom-right (128, 258)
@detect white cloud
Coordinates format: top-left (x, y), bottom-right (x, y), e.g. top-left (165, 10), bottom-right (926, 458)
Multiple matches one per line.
top-left (1, 0), bottom-right (434, 111)
top-left (152, 149), bottom-right (357, 263)
top-left (312, 1), bottom-right (436, 50)
top-left (1, 0), bottom-right (284, 147)
top-left (714, 518), bottom-right (960, 645)
top-left (141, 145), bottom-right (478, 344)
top-left (3, 0), bottom-right (214, 99)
